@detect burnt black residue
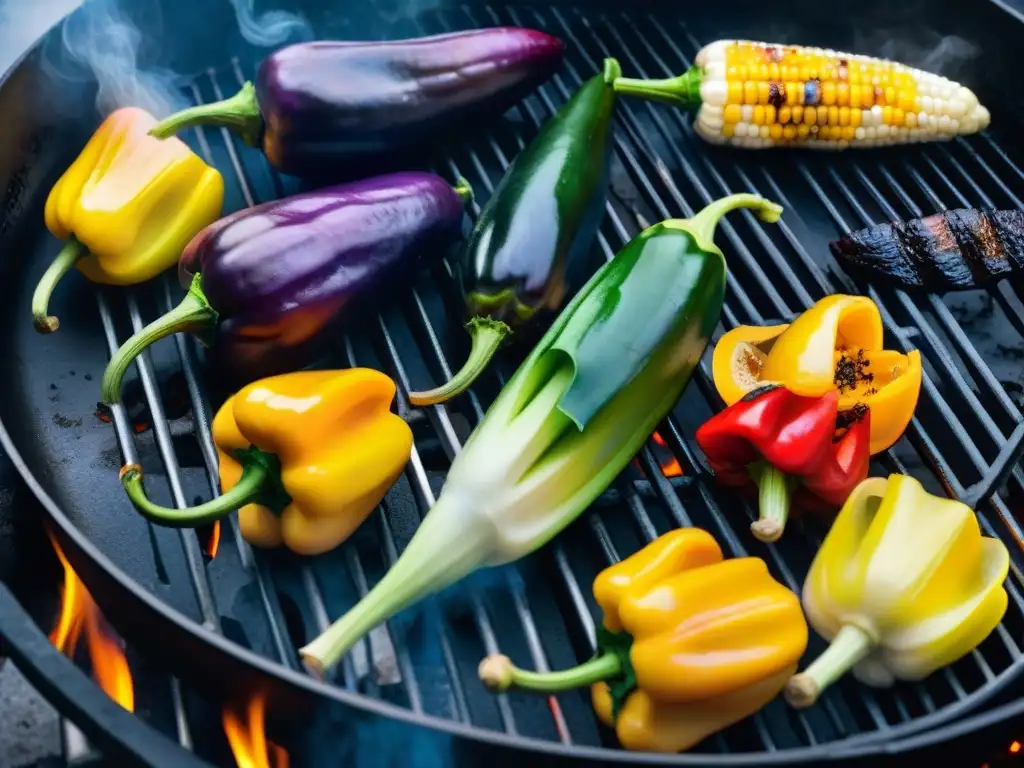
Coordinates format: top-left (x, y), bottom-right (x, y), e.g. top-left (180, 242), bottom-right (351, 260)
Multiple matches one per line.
top-left (52, 414), bottom-right (83, 429)
top-left (835, 403), bottom-right (869, 436)
top-left (834, 349), bottom-right (875, 394)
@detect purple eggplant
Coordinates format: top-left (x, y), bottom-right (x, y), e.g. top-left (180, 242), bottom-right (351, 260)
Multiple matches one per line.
top-left (148, 29), bottom-right (565, 177)
top-left (99, 172), bottom-right (472, 404)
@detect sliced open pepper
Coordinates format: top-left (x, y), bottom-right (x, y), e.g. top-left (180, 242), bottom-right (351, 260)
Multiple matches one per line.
top-left (119, 369), bottom-right (412, 556)
top-left (786, 474), bottom-right (1009, 709)
top-left (32, 107), bottom-right (224, 333)
top-left (712, 295), bottom-right (922, 455)
top-left (478, 528), bottom-right (808, 753)
top-left (695, 384), bottom-right (870, 543)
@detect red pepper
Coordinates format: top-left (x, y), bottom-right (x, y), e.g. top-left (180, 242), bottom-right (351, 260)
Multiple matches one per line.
top-left (694, 385), bottom-right (871, 543)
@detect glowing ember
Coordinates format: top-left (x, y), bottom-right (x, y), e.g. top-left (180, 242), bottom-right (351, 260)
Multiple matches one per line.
top-left (651, 431), bottom-right (683, 478)
top-left (1010, 741), bottom-right (1021, 754)
top-left (49, 533), bottom-right (135, 712)
top-left (205, 521), bottom-right (222, 559)
top-left (223, 693), bottom-right (289, 768)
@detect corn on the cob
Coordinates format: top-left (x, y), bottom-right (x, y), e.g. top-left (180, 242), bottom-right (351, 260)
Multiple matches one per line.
top-left (614, 40), bottom-right (990, 149)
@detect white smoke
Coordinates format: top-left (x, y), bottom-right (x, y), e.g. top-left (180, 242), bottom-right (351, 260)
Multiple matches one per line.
top-left (0, 0), bottom-right (83, 76)
top-left (227, 0), bottom-right (313, 47)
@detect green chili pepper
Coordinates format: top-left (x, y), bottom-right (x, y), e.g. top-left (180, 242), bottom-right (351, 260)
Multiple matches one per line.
top-left (408, 58), bottom-right (621, 407)
top-left (299, 193), bottom-right (783, 678)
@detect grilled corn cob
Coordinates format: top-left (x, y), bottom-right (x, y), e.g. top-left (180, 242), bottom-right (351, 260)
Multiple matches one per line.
top-left (615, 40), bottom-right (990, 149)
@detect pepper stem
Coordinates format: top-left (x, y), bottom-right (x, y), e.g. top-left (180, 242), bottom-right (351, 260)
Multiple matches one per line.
top-left (100, 273), bottom-right (218, 405)
top-left (408, 317), bottom-right (511, 406)
top-left (453, 177), bottom-right (474, 204)
top-left (149, 81), bottom-right (263, 147)
top-left (119, 461), bottom-right (269, 527)
top-left (31, 237), bottom-right (89, 333)
top-left (785, 624), bottom-right (876, 709)
top-left (479, 653), bottom-right (621, 693)
top-left (613, 65), bottom-right (704, 109)
top-left (662, 194), bottom-right (783, 258)
top-left (750, 463), bottom-right (792, 543)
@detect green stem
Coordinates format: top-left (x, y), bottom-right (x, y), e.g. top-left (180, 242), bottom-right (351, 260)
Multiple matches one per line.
top-left (120, 460), bottom-right (268, 527)
top-left (100, 273), bottom-right (218, 405)
top-left (662, 194), bottom-right (784, 258)
top-left (32, 237), bottom-right (89, 333)
top-left (750, 463), bottom-right (792, 543)
top-left (613, 65), bottom-right (704, 109)
top-left (453, 177), bottom-right (474, 205)
top-left (602, 57), bottom-right (622, 84)
top-left (785, 624), bottom-right (876, 709)
top-left (149, 81), bottom-right (263, 146)
top-left (408, 317), bottom-right (511, 406)
top-left (479, 652), bottom-right (621, 693)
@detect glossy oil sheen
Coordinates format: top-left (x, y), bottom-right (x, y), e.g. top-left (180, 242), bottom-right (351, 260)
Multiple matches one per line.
top-left (255, 29), bottom-right (564, 176)
top-left (179, 171), bottom-right (466, 380)
top-left (459, 68), bottom-right (616, 329)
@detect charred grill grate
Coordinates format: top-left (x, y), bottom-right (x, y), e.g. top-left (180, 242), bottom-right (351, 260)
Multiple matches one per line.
top-left (88, 2), bottom-right (1024, 761)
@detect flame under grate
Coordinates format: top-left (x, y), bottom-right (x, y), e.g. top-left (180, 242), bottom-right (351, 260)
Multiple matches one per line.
top-left (81, 1), bottom-right (1024, 761)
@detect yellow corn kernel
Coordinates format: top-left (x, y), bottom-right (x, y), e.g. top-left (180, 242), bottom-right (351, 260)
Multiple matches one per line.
top-left (786, 84), bottom-right (798, 106)
top-left (779, 105), bottom-right (791, 124)
top-left (849, 67), bottom-right (860, 85)
top-left (792, 105), bottom-right (804, 124)
top-left (758, 81), bottom-right (770, 105)
top-left (839, 107), bottom-right (850, 126)
top-left (860, 84), bottom-right (874, 107)
top-left (799, 65), bottom-right (811, 81)
top-left (797, 124), bottom-right (810, 140)
top-left (765, 104), bottom-right (776, 124)
top-left (850, 86), bottom-right (862, 109)
top-left (805, 106), bottom-right (818, 126)
top-left (905, 112), bottom-right (918, 128)
top-left (842, 125), bottom-right (856, 141)
top-left (892, 107), bottom-right (904, 126)
top-left (728, 65), bottom-right (748, 81)
top-left (850, 109), bottom-right (862, 127)
top-left (752, 105), bottom-right (765, 125)
top-left (724, 104), bottom-right (743, 124)
top-left (882, 105), bottom-right (894, 125)
top-left (769, 123), bottom-right (783, 140)
top-left (795, 83), bottom-right (806, 105)
top-left (837, 83), bottom-right (850, 107)
top-left (728, 81), bottom-right (743, 105)
top-left (744, 81), bottom-right (758, 104)
top-left (783, 125), bottom-right (797, 140)
top-left (768, 63), bottom-right (780, 80)
top-left (885, 86), bottom-right (896, 106)
top-left (722, 123), bottom-right (735, 138)
top-left (898, 92), bottom-right (917, 112)
top-left (818, 125), bottom-right (831, 140)
top-left (822, 81), bottom-right (836, 106)
top-left (829, 105), bottom-right (840, 125)
top-left (817, 105), bottom-right (828, 125)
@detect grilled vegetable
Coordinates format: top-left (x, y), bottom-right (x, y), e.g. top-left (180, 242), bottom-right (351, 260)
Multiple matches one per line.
top-left (695, 385), bottom-right (870, 543)
top-left (119, 369), bottom-right (411, 556)
top-left (298, 193), bottom-right (783, 677)
top-left (33, 107), bottom-right (224, 333)
top-left (614, 40), bottom-right (990, 149)
top-left (149, 29), bottom-right (564, 177)
top-left (479, 529), bottom-right (808, 753)
top-left (409, 58), bottom-right (619, 406)
top-left (786, 474), bottom-right (1009, 708)
top-left (712, 295), bottom-right (922, 454)
top-left (831, 208), bottom-right (1024, 291)
top-left (99, 172), bottom-right (472, 405)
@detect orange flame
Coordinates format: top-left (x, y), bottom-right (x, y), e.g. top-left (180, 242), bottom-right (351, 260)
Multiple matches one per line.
top-left (651, 432), bottom-right (683, 478)
top-left (205, 521), bottom-right (222, 560)
top-left (223, 693), bottom-right (289, 768)
top-left (49, 533), bottom-right (135, 712)
top-left (1010, 741), bottom-right (1021, 754)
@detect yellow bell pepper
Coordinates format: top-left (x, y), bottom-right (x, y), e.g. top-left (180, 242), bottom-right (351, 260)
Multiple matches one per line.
top-left (785, 474), bottom-right (1009, 709)
top-left (712, 295), bottom-right (922, 454)
top-left (33, 107), bottom-right (224, 333)
top-left (119, 369), bottom-right (413, 556)
top-left (478, 528), bottom-right (809, 753)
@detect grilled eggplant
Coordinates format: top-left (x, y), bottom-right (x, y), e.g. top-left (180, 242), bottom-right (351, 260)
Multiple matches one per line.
top-left (830, 208), bottom-right (1024, 292)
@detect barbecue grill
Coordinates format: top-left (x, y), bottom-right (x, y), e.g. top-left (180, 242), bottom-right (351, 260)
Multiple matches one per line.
top-left (1, 0), bottom-right (1023, 765)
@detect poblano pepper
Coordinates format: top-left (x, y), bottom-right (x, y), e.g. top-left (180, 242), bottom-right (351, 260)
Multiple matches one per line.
top-left (479, 529), bottom-right (808, 753)
top-left (408, 58), bottom-right (620, 406)
top-left (299, 193), bottom-right (783, 677)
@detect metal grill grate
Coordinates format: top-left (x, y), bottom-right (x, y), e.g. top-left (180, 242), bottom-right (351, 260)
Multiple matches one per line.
top-left (91, 2), bottom-right (1024, 760)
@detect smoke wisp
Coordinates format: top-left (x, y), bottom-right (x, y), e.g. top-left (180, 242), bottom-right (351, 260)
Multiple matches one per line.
top-left (227, 0), bottom-right (313, 47)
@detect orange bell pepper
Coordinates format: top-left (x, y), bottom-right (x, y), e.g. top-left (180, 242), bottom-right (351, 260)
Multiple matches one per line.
top-left (712, 295), bottom-right (922, 454)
